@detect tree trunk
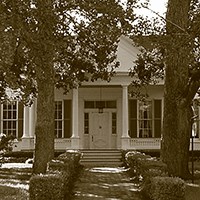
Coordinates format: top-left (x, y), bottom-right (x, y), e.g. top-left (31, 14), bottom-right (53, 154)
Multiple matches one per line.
top-left (33, 66), bottom-right (55, 174)
top-left (161, 0), bottom-right (192, 179)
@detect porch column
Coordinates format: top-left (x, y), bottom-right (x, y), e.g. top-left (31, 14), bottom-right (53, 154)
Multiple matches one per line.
top-left (22, 106), bottom-right (30, 138)
top-left (121, 85), bottom-right (130, 149)
top-left (29, 101), bottom-right (36, 138)
top-left (71, 88), bottom-right (80, 149)
top-left (19, 106), bottom-right (31, 150)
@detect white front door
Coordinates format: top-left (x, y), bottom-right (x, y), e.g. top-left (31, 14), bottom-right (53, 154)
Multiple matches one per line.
top-left (89, 112), bottom-right (110, 149)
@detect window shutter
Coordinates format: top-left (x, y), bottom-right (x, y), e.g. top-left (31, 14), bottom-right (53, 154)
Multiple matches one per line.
top-left (129, 99), bottom-right (137, 138)
top-left (18, 102), bottom-right (23, 138)
top-left (64, 100), bottom-right (72, 138)
top-left (154, 99), bottom-right (162, 138)
top-left (0, 103), bottom-right (1, 132)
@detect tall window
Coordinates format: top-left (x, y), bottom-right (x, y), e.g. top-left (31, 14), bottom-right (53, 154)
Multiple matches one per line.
top-left (129, 99), bottom-right (162, 138)
top-left (112, 112), bottom-right (117, 134)
top-left (55, 101), bottom-right (63, 138)
top-left (84, 113), bottom-right (89, 134)
top-left (1, 101), bottom-right (23, 138)
top-left (54, 100), bottom-right (72, 138)
top-left (139, 101), bottom-right (152, 137)
top-left (192, 101), bottom-right (200, 138)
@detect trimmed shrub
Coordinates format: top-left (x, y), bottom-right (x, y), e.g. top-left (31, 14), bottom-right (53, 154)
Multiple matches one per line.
top-left (125, 151), bottom-right (186, 200)
top-left (47, 159), bottom-right (70, 174)
top-left (29, 150), bottom-right (82, 200)
top-left (29, 173), bottom-right (65, 200)
top-left (149, 177), bottom-right (185, 200)
top-left (57, 150), bottom-right (82, 166)
top-left (125, 151), bottom-right (168, 181)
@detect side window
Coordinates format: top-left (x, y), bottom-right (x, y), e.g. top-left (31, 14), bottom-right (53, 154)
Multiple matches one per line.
top-left (55, 101), bottom-right (63, 138)
top-left (139, 101), bottom-right (152, 138)
top-left (129, 99), bottom-right (162, 138)
top-left (1, 101), bottom-right (23, 138)
top-left (112, 112), bottom-right (117, 134)
top-left (84, 113), bottom-right (89, 134)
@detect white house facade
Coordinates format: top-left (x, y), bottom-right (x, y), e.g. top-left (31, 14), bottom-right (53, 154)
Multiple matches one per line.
top-left (1, 36), bottom-right (200, 152)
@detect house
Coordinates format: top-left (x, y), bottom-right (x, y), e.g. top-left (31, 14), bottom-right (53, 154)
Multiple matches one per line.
top-left (1, 36), bottom-right (200, 152)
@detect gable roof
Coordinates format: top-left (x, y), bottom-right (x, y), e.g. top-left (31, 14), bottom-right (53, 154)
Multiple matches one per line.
top-left (116, 35), bottom-right (140, 73)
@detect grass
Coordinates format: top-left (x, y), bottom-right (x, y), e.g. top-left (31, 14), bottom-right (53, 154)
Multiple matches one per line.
top-left (0, 162), bottom-right (32, 200)
top-left (1, 160), bottom-right (200, 200)
top-left (185, 160), bottom-right (200, 200)
top-left (0, 185), bottom-right (29, 200)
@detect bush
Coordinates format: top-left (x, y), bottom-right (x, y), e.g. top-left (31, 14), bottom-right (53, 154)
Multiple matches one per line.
top-left (125, 151), bottom-right (186, 200)
top-left (47, 159), bottom-right (70, 174)
top-left (0, 134), bottom-right (15, 154)
top-left (29, 150), bottom-right (82, 200)
top-left (29, 173), bottom-right (65, 200)
top-left (149, 177), bottom-right (185, 200)
top-left (125, 151), bottom-right (167, 180)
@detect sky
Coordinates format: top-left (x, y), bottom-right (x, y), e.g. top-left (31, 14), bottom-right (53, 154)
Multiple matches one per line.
top-left (135, 0), bottom-right (168, 17)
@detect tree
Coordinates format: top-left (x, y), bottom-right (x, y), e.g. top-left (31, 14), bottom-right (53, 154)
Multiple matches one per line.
top-left (0, 0), bottom-right (139, 174)
top-left (130, 0), bottom-right (200, 178)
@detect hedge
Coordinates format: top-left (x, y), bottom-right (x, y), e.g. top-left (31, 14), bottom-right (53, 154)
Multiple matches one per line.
top-left (125, 151), bottom-right (186, 200)
top-left (149, 177), bottom-right (185, 200)
top-left (29, 150), bottom-right (82, 200)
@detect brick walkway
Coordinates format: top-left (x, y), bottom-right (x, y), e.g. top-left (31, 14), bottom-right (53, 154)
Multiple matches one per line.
top-left (72, 167), bottom-right (142, 200)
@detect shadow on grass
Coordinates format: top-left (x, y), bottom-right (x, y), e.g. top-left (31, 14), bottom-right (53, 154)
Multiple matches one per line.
top-left (0, 185), bottom-right (28, 200)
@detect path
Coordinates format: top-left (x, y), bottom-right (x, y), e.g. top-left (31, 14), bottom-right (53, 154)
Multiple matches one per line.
top-left (72, 167), bottom-right (142, 200)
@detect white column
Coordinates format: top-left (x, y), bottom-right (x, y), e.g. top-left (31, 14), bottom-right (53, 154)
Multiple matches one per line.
top-left (21, 103), bottom-right (35, 150)
top-left (122, 85), bottom-right (129, 137)
top-left (71, 88), bottom-right (80, 149)
top-left (22, 106), bottom-right (30, 138)
top-left (29, 101), bottom-right (36, 138)
top-left (121, 85), bottom-right (130, 149)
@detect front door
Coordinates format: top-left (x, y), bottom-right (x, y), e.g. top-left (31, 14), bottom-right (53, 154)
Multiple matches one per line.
top-left (89, 112), bottom-right (110, 149)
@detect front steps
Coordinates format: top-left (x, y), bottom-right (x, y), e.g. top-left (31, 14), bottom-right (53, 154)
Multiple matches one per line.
top-left (80, 149), bottom-right (123, 166)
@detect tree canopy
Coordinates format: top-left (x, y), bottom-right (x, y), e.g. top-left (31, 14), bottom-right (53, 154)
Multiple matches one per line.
top-left (129, 0), bottom-right (200, 178)
top-left (0, 0), bottom-right (145, 173)
top-left (0, 0), bottom-right (144, 101)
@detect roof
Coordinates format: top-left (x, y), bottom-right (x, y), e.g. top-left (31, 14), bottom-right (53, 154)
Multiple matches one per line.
top-left (116, 35), bottom-right (140, 73)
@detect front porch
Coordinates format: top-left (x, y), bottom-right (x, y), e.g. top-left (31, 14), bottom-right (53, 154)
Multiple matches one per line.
top-left (12, 137), bottom-right (200, 152)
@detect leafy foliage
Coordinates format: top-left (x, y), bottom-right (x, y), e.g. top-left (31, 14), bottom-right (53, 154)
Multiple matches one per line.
top-left (0, 0), bottom-right (142, 100)
top-left (0, 134), bottom-right (15, 154)
top-left (130, 0), bottom-right (200, 100)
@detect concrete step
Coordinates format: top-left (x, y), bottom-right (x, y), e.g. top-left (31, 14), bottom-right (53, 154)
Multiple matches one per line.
top-left (80, 150), bottom-right (122, 166)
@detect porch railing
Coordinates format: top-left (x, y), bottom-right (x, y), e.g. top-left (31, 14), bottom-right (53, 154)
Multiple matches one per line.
top-left (55, 138), bottom-right (71, 150)
top-left (129, 138), bottom-right (200, 151)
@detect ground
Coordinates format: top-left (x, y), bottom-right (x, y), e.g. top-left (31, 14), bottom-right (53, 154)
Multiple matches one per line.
top-left (72, 167), bottom-right (142, 200)
top-left (1, 161), bottom-right (200, 199)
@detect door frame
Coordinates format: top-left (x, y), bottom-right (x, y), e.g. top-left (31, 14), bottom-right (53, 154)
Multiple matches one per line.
top-left (89, 112), bottom-right (110, 149)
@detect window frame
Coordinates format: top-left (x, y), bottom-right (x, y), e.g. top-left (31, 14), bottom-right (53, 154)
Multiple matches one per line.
top-left (54, 100), bottom-right (64, 138)
top-left (1, 101), bottom-right (18, 137)
top-left (138, 100), bottom-right (153, 138)
top-left (129, 99), bottom-right (162, 138)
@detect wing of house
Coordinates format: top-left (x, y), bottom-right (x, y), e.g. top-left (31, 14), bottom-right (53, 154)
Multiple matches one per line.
top-left (0, 35), bottom-right (199, 153)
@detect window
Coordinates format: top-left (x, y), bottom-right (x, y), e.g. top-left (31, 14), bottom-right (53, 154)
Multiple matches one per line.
top-left (139, 101), bottom-right (152, 137)
top-left (192, 101), bottom-right (200, 138)
top-left (54, 100), bottom-right (72, 138)
top-left (112, 113), bottom-right (117, 134)
top-left (84, 113), bottom-right (89, 134)
top-left (84, 101), bottom-right (116, 109)
top-left (55, 101), bottom-right (63, 138)
top-left (129, 99), bottom-right (162, 138)
top-left (1, 101), bottom-right (23, 138)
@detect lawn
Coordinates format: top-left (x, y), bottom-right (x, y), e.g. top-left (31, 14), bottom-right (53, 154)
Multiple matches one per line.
top-left (0, 163), bottom-right (32, 200)
top-left (1, 161), bottom-right (200, 199)
top-left (186, 160), bottom-right (200, 200)
top-left (0, 185), bottom-right (29, 200)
